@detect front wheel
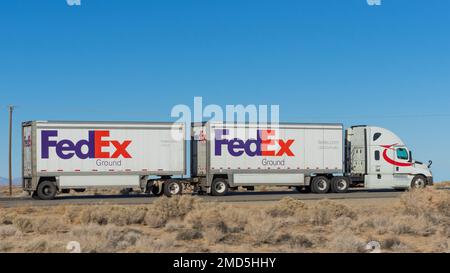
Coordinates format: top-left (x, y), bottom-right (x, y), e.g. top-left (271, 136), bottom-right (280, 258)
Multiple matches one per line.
top-left (211, 178), bottom-right (229, 196)
top-left (331, 177), bottom-right (350, 193)
top-left (410, 175), bottom-right (426, 190)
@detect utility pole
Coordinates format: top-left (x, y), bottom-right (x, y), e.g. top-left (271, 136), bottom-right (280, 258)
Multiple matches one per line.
top-left (8, 105), bottom-right (15, 196)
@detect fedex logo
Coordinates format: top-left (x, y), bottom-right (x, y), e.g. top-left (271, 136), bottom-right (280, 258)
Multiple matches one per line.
top-left (214, 129), bottom-right (294, 157)
top-left (41, 130), bottom-right (132, 160)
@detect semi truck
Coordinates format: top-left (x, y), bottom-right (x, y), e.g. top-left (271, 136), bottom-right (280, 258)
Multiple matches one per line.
top-left (22, 121), bottom-right (433, 200)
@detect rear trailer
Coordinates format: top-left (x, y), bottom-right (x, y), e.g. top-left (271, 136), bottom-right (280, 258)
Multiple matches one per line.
top-left (22, 121), bottom-right (186, 199)
top-left (190, 122), bottom-right (349, 195)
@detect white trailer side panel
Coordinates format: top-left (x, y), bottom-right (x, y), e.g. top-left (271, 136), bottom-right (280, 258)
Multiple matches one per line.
top-left (34, 122), bottom-right (185, 174)
top-left (207, 123), bottom-right (343, 172)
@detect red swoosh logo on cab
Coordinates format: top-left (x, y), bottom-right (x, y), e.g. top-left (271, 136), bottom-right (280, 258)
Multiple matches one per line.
top-left (382, 149), bottom-right (413, 167)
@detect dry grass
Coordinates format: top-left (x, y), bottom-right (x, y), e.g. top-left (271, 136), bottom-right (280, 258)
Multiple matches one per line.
top-left (0, 188), bottom-right (449, 253)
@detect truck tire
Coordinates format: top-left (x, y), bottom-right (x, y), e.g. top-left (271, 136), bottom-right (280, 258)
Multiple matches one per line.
top-left (311, 176), bottom-right (330, 194)
top-left (410, 175), bottom-right (426, 190)
top-left (163, 180), bottom-right (182, 197)
top-left (331, 177), bottom-right (350, 193)
top-left (36, 181), bottom-right (57, 200)
top-left (296, 186), bottom-right (311, 193)
top-left (211, 178), bottom-right (229, 196)
top-left (74, 189), bottom-right (86, 193)
top-left (151, 183), bottom-right (164, 196)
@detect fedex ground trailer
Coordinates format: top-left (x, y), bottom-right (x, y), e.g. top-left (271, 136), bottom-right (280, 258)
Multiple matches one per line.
top-left (22, 121), bottom-right (433, 200)
top-left (22, 121), bottom-right (186, 200)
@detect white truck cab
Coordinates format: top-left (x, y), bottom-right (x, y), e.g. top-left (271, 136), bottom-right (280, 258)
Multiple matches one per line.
top-left (346, 126), bottom-right (433, 189)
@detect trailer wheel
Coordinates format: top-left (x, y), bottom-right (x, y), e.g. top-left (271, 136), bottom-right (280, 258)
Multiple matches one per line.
top-left (296, 186), bottom-right (311, 193)
top-left (36, 181), bottom-right (57, 200)
top-left (74, 189), bottom-right (86, 193)
top-left (211, 178), bottom-right (229, 196)
top-left (163, 180), bottom-right (182, 197)
top-left (331, 177), bottom-right (350, 193)
top-left (151, 183), bottom-right (164, 196)
top-left (410, 175), bottom-right (426, 190)
top-left (311, 176), bottom-right (330, 194)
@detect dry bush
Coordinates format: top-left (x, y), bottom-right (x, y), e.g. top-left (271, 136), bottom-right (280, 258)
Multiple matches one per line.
top-left (144, 196), bottom-right (201, 228)
top-left (184, 203), bottom-right (244, 234)
top-left (389, 215), bottom-right (435, 236)
top-left (165, 222), bottom-right (185, 233)
top-left (309, 200), bottom-right (356, 226)
top-left (104, 227), bottom-right (143, 251)
top-left (332, 216), bottom-right (354, 232)
top-left (276, 233), bottom-right (314, 249)
top-left (34, 216), bottom-right (68, 234)
top-left (245, 212), bottom-right (280, 245)
top-left (0, 211), bottom-right (17, 225)
top-left (21, 238), bottom-right (66, 253)
top-left (175, 229), bottom-right (203, 241)
top-left (0, 225), bottom-right (18, 238)
top-left (144, 209), bottom-right (168, 228)
top-left (75, 205), bottom-right (149, 226)
top-left (357, 215), bottom-right (393, 235)
top-left (399, 188), bottom-right (450, 219)
top-left (382, 237), bottom-right (406, 251)
top-left (13, 216), bottom-right (34, 233)
top-left (266, 197), bottom-right (306, 217)
top-left (204, 227), bottom-right (226, 244)
top-left (70, 224), bottom-right (142, 253)
top-left (328, 232), bottom-right (366, 253)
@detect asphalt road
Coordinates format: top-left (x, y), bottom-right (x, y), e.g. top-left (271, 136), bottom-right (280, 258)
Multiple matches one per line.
top-left (0, 188), bottom-right (407, 208)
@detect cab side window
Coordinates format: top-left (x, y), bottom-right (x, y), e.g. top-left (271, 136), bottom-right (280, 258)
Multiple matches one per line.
top-left (374, 150), bottom-right (380, 161)
top-left (396, 148), bottom-right (409, 160)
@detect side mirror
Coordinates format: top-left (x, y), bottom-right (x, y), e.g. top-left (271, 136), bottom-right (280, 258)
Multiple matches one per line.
top-left (427, 160), bottom-right (433, 168)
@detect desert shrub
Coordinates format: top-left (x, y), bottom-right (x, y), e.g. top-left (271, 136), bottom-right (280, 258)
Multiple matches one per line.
top-left (309, 200), bottom-right (356, 226)
top-left (153, 195), bottom-right (200, 219)
top-left (80, 207), bottom-right (109, 225)
top-left (245, 212), bottom-right (280, 245)
top-left (357, 215), bottom-right (392, 235)
top-left (165, 222), bottom-right (185, 232)
top-left (382, 237), bottom-right (404, 250)
top-left (332, 216), bottom-right (354, 232)
top-left (176, 229), bottom-right (203, 241)
top-left (24, 238), bottom-right (50, 253)
top-left (389, 215), bottom-right (435, 236)
top-left (13, 216), bottom-right (34, 233)
top-left (104, 227), bottom-right (143, 251)
top-left (204, 227), bottom-right (226, 244)
top-left (144, 209), bottom-right (168, 228)
top-left (328, 232), bottom-right (366, 253)
top-left (399, 188), bottom-right (450, 219)
top-left (184, 203), bottom-right (247, 235)
top-left (70, 225), bottom-right (142, 253)
top-left (0, 211), bottom-right (17, 225)
top-left (266, 197), bottom-right (306, 217)
top-left (144, 196), bottom-right (201, 228)
top-left (127, 207), bottom-right (148, 224)
top-left (0, 225), bottom-right (18, 238)
top-left (277, 233), bottom-right (314, 249)
top-left (35, 216), bottom-right (67, 234)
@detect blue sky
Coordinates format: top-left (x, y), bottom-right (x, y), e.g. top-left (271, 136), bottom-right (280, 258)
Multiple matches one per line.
top-left (0, 0), bottom-right (449, 181)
